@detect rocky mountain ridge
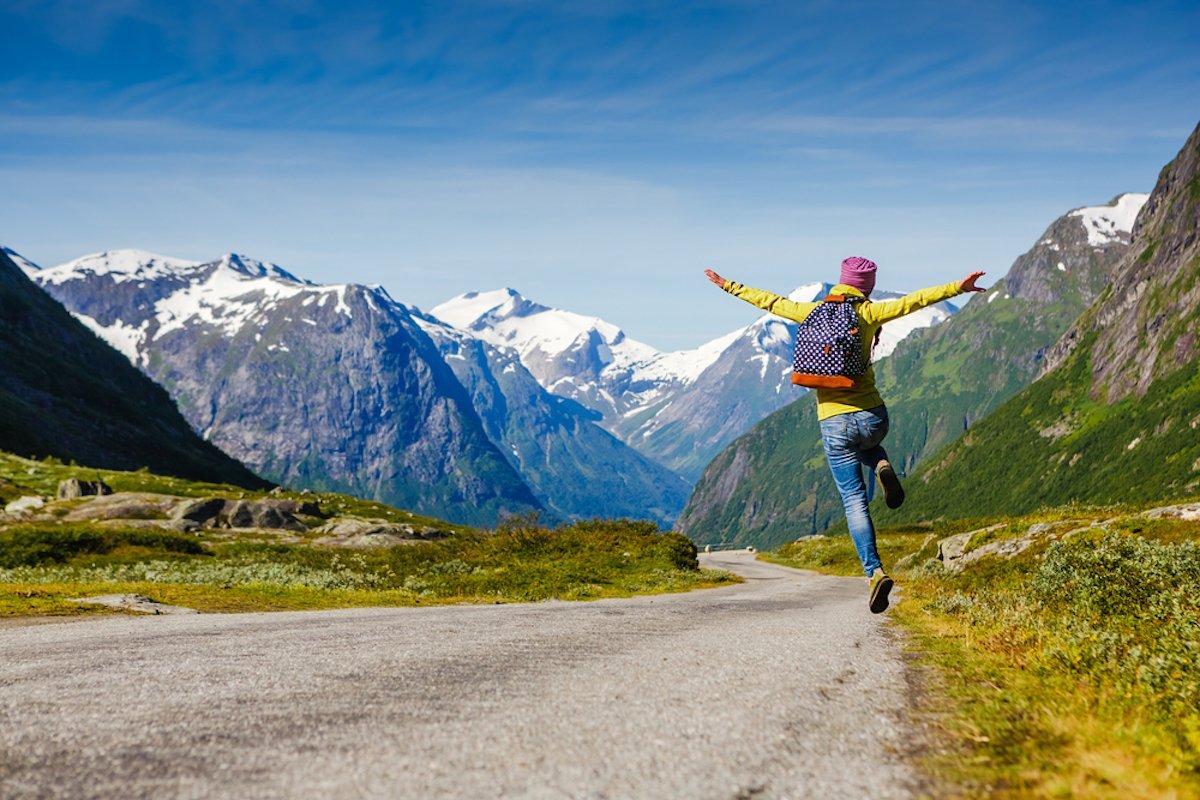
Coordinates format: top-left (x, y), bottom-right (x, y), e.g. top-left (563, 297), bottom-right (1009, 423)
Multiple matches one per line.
top-left (889, 120), bottom-right (1200, 520)
top-left (0, 250), bottom-right (266, 489)
top-left (410, 310), bottom-right (690, 524)
top-left (26, 250), bottom-right (543, 527)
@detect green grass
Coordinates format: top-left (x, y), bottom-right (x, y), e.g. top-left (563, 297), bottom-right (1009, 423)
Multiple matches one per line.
top-left (1, 452), bottom-right (739, 617)
top-left (896, 332), bottom-right (1200, 523)
top-left (0, 451), bottom-right (470, 532)
top-left (1, 515), bottom-right (738, 617)
top-left (765, 505), bottom-right (1200, 798)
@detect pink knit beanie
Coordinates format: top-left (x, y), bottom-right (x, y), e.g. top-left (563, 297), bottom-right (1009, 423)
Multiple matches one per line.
top-left (840, 256), bottom-right (877, 294)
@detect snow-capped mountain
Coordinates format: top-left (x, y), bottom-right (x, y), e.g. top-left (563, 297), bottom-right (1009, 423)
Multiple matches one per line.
top-left (432, 289), bottom-right (662, 415)
top-left (31, 249), bottom-right (693, 525)
top-left (1068, 192), bottom-right (1150, 247)
top-left (32, 250), bottom-right (542, 527)
top-left (432, 282), bottom-right (958, 481)
top-left (412, 312), bottom-right (689, 523)
top-left (0, 248), bottom-right (265, 488)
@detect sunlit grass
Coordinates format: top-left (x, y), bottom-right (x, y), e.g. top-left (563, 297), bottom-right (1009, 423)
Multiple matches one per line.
top-left (1, 517), bottom-right (739, 617)
top-left (764, 504), bottom-right (1200, 797)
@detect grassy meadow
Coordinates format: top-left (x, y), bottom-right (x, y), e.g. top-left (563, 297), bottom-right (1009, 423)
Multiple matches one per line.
top-left (766, 503), bottom-right (1200, 798)
top-left (0, 454), bottom-right (737, 617)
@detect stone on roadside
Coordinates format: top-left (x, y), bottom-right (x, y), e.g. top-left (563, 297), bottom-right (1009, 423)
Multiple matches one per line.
top-left (937, 521), bottom-right (1096, 573)
top-left (937, 531), bottom-right (979, 573)
top-left (1135, 502), bottom-right (1200, 521)
top-left (68, 594), bottom-right (199, 615)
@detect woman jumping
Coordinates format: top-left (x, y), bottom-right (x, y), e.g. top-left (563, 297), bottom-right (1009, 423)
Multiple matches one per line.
top-left (705, 257), bottom-right (985, 612)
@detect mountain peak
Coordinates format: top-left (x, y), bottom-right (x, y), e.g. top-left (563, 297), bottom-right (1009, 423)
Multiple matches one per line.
top-left (216, 253), bottom-right (307, 284)
top-left (2, 246), bottom-right (41, 275)
top-left (36, 249), bottom-right (204, 286)
top-left (1068, 192), bottom-right (1150, 247)
top-left (432, 288), bottom-right (546, 329)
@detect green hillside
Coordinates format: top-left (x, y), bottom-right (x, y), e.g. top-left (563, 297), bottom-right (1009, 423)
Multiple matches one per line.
top-left (678, 196), bottom-right (1135, 550)
top-left (895, 120), bottom-right (1200, 520)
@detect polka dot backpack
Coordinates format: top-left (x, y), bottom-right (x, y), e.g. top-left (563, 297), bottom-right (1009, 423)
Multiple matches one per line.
top-left (790, 294), bottom-right (868, 389)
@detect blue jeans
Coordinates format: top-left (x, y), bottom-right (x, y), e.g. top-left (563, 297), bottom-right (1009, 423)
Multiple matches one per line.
top-left (818, 405), bottom-right (889, 577)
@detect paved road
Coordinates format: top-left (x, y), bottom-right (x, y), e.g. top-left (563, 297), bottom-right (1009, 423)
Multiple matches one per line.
top-left (0, 553), bottom-right (921, 799)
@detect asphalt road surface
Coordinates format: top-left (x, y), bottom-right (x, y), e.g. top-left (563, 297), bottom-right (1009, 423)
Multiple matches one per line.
top-left (0, 552), bottom-right (922, 799)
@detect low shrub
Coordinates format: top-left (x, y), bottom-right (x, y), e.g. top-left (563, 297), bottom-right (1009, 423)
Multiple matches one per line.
top-left (0, 525), bottom-right (207, 568)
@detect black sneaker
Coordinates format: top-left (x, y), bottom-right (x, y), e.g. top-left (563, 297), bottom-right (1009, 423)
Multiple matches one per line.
top-left (876, 460), bottom-right (905, 509)
top-left (869, 571), bottom-right (894, 614)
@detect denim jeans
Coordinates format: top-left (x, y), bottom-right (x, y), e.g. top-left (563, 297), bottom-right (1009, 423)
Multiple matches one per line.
top-left (818, 405), bottom-right (890, 577)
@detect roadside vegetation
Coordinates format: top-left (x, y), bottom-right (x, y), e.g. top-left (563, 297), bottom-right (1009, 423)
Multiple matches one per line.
top-left (764, 502), bottom-right (1200, 798)
top-left (0, 454), bottom-right (737, 617)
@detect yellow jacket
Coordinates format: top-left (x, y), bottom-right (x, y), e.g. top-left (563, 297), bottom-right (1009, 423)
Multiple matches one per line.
top-left (723, 279), bottom-right (966, 420)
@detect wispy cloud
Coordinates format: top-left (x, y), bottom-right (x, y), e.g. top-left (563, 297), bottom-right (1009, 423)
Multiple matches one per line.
top-left (2, 0), bottom-right (1197, 345)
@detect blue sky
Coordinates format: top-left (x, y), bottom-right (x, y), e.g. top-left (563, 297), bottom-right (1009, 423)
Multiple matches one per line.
top-left (3, 0), bottom-right (1198, 348)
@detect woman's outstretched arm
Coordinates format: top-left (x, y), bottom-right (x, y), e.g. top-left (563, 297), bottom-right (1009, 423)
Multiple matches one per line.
top-left (861, 271), bottom-right (987, 325)
top-left (703, 269), bottom-right (818, 323)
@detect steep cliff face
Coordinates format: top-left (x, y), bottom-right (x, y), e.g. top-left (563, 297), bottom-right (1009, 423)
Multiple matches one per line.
top-left (896, 120), bottom-right (1200, 520)
top-left (677, 194), bottom-right (1144, 549)
top-left (32, 252), bottom-right (541, 527)
top-left (0, 250), bottom-right (265, 488)
top-left (1044, 130), bottom-right (1200, 403)
top-left (414, 314), bottom-right (690, 524)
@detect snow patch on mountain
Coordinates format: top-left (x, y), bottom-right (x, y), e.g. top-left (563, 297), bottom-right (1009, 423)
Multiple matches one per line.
top-left (76, 315), bottom-right (147, 365)
top-left (432, 288), bottom-right (658, 366)
top-left (872, 294), bottom-right (958, 359)
top-left (37, 250), bottom-right (203, 285)
top-left (36, 250), bottom-right (369, 360)
top-left (1070, 193), bottom-right (1149, 247)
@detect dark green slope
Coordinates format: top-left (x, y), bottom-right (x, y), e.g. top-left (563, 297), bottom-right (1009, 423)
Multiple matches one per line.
top-left (895, 120), bottom-right (1200, 519)
top-left (677, 197), bottom-right (1137, 550)
top-left (0, 251), bottom-right (267, 488)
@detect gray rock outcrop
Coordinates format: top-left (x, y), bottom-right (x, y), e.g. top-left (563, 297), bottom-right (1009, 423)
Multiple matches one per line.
top-left (63, 493), bottom-right (181, 522)
top-left (4, 496), bottom-right (45, 516)
top-left (312, 518), bottom-right (446, 548)
top-left (57, 478), bottom-right (113, 500)
top-left (68, 594), bottom-right (199, 615)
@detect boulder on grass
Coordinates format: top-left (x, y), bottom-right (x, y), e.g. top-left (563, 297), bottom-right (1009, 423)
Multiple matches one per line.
top-left (172, 497), bottom-right (228, 526)
top-left (217, 500), bottom-right (307, 531)
top-left (57, 478), bottom-right (113, 501)
top-left (4, 496), bottom-right (45, 515)
top-left (312, 518), bottom-right (447, 548)
top-left (63, 493), bottom-right (180, 521)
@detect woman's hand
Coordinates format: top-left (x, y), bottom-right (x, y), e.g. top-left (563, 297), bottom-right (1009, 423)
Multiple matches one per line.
top-left (704, 269), bottom-right (727, 287)
top-left (959, 271), bottom-right (986, 293)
